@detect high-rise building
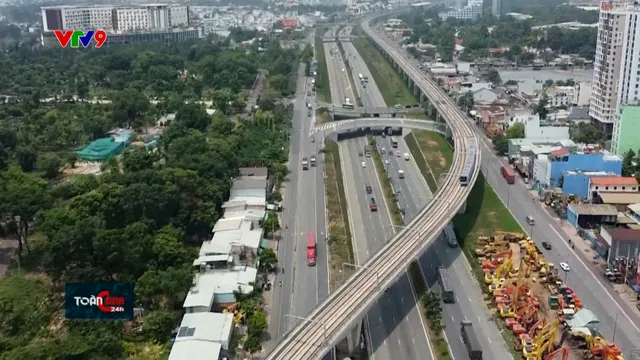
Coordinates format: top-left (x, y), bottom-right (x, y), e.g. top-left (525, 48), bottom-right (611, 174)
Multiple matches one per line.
top-left (41, 4), bottom-right (189, 33)
top-left (590, 1), bottom-right (640, 146)
top-left (489, 0), bottom-right (510, 16)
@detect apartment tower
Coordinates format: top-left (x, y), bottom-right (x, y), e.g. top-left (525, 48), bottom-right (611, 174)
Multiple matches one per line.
top-left (590, 0), bottom-right (640, 147)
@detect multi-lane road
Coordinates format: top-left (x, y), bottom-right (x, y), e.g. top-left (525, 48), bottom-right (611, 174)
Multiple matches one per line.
top-left (341, 33), bottom-right (512, 359)
top-left (325, 27), bottom-right (435, 360)
top-left (270, 51), bottom-right (330, 356)
top-left (374, 23), bottom-right (640, 355)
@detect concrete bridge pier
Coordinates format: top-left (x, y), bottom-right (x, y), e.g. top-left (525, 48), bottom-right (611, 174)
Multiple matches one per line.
top-left (335, 320), bottom-right (364, 356)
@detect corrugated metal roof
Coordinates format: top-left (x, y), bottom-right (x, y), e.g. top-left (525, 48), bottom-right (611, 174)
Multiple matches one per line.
top-left (599, 192), bottom-right (640, 204)
top-left (569, 203), bottom-right (618, 216)
top-left (604, 227), bottom-right (640, 242)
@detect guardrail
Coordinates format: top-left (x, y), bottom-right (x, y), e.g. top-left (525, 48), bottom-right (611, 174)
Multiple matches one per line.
top-left (265, 10), bottom-right (480, 360)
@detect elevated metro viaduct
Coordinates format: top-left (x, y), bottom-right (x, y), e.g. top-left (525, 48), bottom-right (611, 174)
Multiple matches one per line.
top-left (309, 117), bottom-right (468, 357)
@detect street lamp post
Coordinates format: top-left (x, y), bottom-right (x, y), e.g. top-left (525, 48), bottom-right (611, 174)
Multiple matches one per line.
top-left (285, 314), bottom-right (328, 346)
top-left (342, 262), bottom-right (380, 291)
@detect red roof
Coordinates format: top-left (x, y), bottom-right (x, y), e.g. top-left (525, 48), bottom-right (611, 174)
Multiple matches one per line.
top-left (455, 38), bottom-right (463, 45)
top-left (551, 147), bottom-right (569, 157)
top-left (590, 176), bottom-right (638, 186)
top-left (603, 227), bottom-right (640, 242)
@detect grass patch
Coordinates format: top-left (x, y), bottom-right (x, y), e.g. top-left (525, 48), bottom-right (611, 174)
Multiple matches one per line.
top-left (323, 140), bottom-right (354, 290)
top-left (408, 263), bottom-right (452, 360)
top-left (336, 42), bottom-right (362, 107)
top-left (314, 34), bottom-right (331, 103)
top-left (352, 25), bottom-right (417, 107)
top-left (316, 108), bottom-right (331, 124)
top-left (366, 136), bottom-right (404, 226)
top-left (411, 130), bottom-right (453, 188)
top-left (404, 133), bottom-right (438, 193)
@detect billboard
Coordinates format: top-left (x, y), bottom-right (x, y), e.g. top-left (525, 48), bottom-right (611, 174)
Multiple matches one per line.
top-left (281, 18), bottom-right (298, 30)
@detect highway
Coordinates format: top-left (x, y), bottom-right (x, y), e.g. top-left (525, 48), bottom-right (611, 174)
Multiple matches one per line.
top-left (265, 12), bottom-right (479, 358)
top-left (327, 27), bottom-right (434, 360)
top-left (342, 38), bottom-right (512, 359)
top-left (270, 49), bottom-right (330, 352)
top-left (373, 21), bottom-right (640, 355)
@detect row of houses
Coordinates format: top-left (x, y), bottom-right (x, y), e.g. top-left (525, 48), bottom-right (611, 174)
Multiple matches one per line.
top-left (169, 167), bottom-right (270, 360)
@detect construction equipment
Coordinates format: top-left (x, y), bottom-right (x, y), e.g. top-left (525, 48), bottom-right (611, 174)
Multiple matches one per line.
top-left (544, 346), bottom-right (569, 360)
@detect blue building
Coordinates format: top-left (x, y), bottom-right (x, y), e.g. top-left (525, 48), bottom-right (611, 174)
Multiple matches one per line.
top-left (549, 151), bottom-right (622, 189)
top-left (562, 171), bottom-right (618, 199)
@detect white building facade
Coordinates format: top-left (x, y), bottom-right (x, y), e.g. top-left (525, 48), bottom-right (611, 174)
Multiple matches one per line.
top-left (590, 1), bottom-right (640, 139)
top-left (41, 4), bottom-right (189, 32)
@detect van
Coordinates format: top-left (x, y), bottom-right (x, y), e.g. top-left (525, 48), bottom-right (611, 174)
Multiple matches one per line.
top-left (526, 215), bottom-right (535, 225)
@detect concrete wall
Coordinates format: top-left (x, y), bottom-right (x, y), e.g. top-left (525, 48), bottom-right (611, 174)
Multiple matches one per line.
top-left (562, 173), bottom-right (591, 199)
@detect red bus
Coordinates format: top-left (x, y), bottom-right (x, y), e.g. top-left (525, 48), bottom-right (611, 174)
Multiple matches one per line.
top-left (306, 232), bottom-right (317, 266)
top-left (501, 165), bottom-right (515, 184)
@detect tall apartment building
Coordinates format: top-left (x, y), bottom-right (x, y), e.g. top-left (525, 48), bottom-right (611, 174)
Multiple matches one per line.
top-left (41, 4), bottom-right (189, 33)
top-left (590, 0), bottom-right (640, 145)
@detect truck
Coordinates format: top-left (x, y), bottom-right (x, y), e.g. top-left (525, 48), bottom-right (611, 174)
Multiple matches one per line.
top-left (364, 145), bottom-right (372, 157)
top-left (460, 321), bottom-right (483, 360)
top-left (302, 157), bottom-right (309, 170)
top-left (306, 232), bottom-right (316, 266)
top-left (437, 267), bottom-right (455, 303)
top-left (310, 155), bottom-right (316, 166)
top-left (501, 165), bottom-right (515, 184)
top-left (342, 97), bottom-right (354, 109)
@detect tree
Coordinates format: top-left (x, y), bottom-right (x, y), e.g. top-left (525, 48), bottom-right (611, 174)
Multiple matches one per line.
top-left (263, 211), bottom-right (280, 236)
top-left (259, 248), bottom-right (278, 272)
top-left (249, 310), bottom-right (268, 336)
top-left (484, 69), bottom-right (501, 85)
top-left (0, 166), bottom-right (51, 255)
top-left (622, 150), bottom-right (636, 177)
top-left (506, 122), bottom-right (525, 139)
top-left (492, 134), bottom-right (509, 155)
top-left (457, 91), bottom-right (475, 113)
top-left (534, 95), bottom-right (549, 120)
top-left (122, 148), bottom-right (156, 172)
top-left (570, 123), bottom-right (604, 144)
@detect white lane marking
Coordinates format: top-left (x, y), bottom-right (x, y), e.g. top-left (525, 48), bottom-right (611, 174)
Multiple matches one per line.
top-left (442, 331), bottom-right (456, 360)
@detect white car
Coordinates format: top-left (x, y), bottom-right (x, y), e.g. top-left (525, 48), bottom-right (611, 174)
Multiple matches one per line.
top-left (361, 161), bottom-right (366, 168)
top-left (384, 159), bottom-right (390, 165)
top-left (403, 153), bottom-right (410, 161)
top-left (341, 68), bottom-right (345, 72)
top-left (559, 262), bottom-right (570, 272)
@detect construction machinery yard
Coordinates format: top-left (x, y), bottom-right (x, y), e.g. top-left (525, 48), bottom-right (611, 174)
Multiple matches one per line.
top-left (477, 232), bottom-right (625, 360)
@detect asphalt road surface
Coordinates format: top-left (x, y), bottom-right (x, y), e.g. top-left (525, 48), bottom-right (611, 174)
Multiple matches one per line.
top-left (326, 32), bottom-right (434, 359)
top-left (270, 59), bottom-right (330, 353)
top-left (342, 38), bottom-right (512, 359)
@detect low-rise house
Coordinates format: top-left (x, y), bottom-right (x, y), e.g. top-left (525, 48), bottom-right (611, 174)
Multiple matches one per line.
top-left (183, 266), bottom-right (258, 313)
top-left (169, 312), bottom-right (235, 360)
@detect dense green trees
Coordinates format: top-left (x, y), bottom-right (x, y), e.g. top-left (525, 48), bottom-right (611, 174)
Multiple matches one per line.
top-left (0, 37), bottom-right (298, 357)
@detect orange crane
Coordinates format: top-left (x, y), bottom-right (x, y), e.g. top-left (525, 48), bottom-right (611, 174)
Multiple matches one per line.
top-left (482, 248), bottom-right (512, 270)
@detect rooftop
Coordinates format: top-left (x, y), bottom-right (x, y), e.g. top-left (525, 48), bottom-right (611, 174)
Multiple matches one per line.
top-left (231, 178), bottom-right (267, 191)
top-left (168, 341), bottom-right (221, 360)
top-left (629, 203), bottom-right (640, 214)
top-left (590, 177), bottom-right (638, 186)
top-left (569, 203), bottom-right (618, 216)
top-left (603, 227), bottom-right (640, 242)
top-left (183, 266), bottom-right (257, 309)
top-left (238, 166), bottom-right (268, 179)
top-left (174, 312), bottom-right (234, 345)
top-left (199, 217), bottom-right (263, 257)
top-left (599, 192), bottom-right (640, 205)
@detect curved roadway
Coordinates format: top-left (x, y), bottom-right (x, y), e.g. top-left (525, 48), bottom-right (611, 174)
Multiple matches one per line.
top-left (265, 13), bottom-right (480, 359)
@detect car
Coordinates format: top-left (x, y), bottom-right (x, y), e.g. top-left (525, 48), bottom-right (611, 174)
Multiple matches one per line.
top-left (403, 153), bottom-right (410, 160)
top-left (369, 198), bottom-right (377, 211)
top-left (311, 136), bottom-right (315, 143)
top-left (396, 151), bottom-right (401, 157)
top-left (388, 149), bottom-right (393, 155)
top-left (341, 68), bottom-right (345, 72)
top-left (559, 262), bottom-right (570, 272)
top-left (381, 147), bottom-right (386, 153)
top-left (381, 132), bottom-right (386, 138)
top-left (361, 161), bottom-right (366, 168)
top-left (365, 185), bottom-right (372, 194)
top-left (384, 159), bottom-right (390, 165)
top-left (358, 151), bottom-right (363, 156)
top-left (307, 90), bottom-right (311, 96)
top-left (542, 241), bottom-right (552, 250)
top-left (395, 186), bottom-right (401, 193)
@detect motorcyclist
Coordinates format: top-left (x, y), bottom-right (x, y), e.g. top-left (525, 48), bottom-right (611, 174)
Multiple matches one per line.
top-left (279, 281), bottom-right (282, 287)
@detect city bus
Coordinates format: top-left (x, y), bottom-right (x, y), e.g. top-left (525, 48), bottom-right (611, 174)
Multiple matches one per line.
top-left (437, 267), bottom-right (455, 303)
top-left (390, 137), bottom-right (398, 148)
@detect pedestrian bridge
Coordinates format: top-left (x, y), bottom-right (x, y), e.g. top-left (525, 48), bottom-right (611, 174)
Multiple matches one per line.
top-left (312, 117), bottom-right (451, 138)
top-left (316, 102), bottom-right (424, 118)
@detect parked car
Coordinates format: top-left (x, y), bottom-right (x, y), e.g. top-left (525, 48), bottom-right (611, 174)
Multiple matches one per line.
top-left (559, 262), bottom-right (570, 272)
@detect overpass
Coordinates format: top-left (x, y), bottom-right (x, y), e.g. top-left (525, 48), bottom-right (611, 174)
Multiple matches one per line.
top-left (312, 117), bottom-right (452, 138)
top-left (316, 101), bottom-right (425, 118)
top-left (322, 35), bottom-right (360, 42)
top-left (265, 10), bottom-right (480, 360)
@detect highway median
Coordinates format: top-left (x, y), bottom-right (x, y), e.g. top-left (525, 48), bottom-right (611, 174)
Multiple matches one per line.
top-left (314, 30), bottom-right (331, 103)
top-left (366, 135), bottom-right (403, 226)
top-left (336, 42), bottom-right (363, 107)
top-left (322, 140), bottom-right (355, 291)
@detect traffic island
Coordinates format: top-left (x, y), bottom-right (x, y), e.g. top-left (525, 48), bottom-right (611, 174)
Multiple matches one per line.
top-left (366, 135), bottom-right (403, 226)
top-left (314, 32), bottom-right (331, 103)
top-left (322, 140), bottom-right (355, 290)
